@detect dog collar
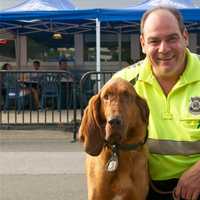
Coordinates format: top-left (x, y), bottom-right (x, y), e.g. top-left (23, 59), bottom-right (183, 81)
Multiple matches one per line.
top-left (104, 129), bottom-right (148, 152)
top-left (104, 129), bottom-right (148, 172)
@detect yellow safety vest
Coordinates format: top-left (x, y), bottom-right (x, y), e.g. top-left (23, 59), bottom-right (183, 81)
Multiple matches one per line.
top-left (113, 49), bottom-right (200, 180)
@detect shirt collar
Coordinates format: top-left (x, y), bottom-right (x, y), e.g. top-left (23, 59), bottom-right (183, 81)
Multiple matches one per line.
top-left (180, 49), bottom-right (200, 84)
top-left (139, 57), bottom-right (154, 84)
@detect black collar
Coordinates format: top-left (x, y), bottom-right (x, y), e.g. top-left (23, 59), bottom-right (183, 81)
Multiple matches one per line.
top-left (104, 129), bottom-right (148, 152)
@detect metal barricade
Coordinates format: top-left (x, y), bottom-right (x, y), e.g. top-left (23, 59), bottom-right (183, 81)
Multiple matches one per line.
top-left (79, 71), bottom-right (116, 117)
top-left (0, 70), bottom-right (78, 141)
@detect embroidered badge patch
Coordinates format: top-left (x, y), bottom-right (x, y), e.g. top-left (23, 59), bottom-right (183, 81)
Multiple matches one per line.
top-left (189, 97), bottom-right (200, 115)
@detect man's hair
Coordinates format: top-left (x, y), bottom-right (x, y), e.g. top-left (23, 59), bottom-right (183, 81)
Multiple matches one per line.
top-left (140, 6), bottom-right (186, 34)
top-left (59, 58), bottom-right (68, 65)
top-left (33, 60), bottom-right (40, 65)
top-left (2, 63), bottom-right (10, 70)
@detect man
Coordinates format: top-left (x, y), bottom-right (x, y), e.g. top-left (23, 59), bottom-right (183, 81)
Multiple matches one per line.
top-left (29, 60), bottom-right (41, 109)
top-left (58, 58), bottom-right (68, 71)
top-left (30, 60), bottom-right (40, 80)
top-left (113, 6), bottom-right (200, 200)
top-left (33, 60), bottom-right (40, 71)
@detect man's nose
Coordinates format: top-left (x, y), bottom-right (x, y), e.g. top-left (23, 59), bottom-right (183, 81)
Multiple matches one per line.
top-left (158, 41), bottom-right (170, 53)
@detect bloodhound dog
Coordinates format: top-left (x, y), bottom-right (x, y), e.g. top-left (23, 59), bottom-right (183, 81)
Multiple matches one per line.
top-left (79, 78), bottom-right (149, 200)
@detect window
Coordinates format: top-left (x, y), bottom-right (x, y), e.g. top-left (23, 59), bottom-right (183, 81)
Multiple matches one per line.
top-left (121, 34), bottom-right (131, 63)
top-left (83, 34), bottom-right (95, 61)
top-left (0, 39), bottom-right (16, 62)
top-left (27, 33), bottom-right (75, 62)
top-left (84, 33), bottom-right (131, 62)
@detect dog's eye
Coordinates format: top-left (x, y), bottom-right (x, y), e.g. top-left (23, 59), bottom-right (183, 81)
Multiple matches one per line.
top-left (103, 94), bottom-right (109, 100)
top-left (103, 91), bottom-right (113, 100)
top-left (122, 91), bottom-right (130, 98)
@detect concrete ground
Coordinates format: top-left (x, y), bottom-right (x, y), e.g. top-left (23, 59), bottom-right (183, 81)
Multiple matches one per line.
top-left (0, 130), bottom-right (87, 200)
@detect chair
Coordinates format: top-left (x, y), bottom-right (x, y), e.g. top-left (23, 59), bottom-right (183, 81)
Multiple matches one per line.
top-left (81, 79), bottom-right (96, 108)
top-left (58, 72), bottom-right (74, 109)
top-left (3, 73), bottom-right (30, 111)
top-left (39, 73), bottom-right (61, 110)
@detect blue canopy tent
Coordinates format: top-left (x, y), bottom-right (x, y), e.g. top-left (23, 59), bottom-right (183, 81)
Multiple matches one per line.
top-left (4, 0), bottom-right (76, 11)
top-left (0, 0), bottom-right (99, 36)
top-left (0, 0), bottom-right (99, 67)
top-left (129, 0), bottom-right (197, 9)
top-left (0, 0), bottom-right (200, 72)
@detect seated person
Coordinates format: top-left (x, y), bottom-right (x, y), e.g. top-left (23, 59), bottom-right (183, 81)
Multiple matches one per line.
top-left (58, 58), bottom-right (68, 71)
top-left (30, 60), bottom-right (41, 81)
top-left (0, 63), bottom-right (11, 107)
top-left (2, 63), bottom-right (31, 110)
top-left (33, 60), bottom-right (40, 70)
top-left (29, 60), bottom-right (41, 109)
top-left (58, 58), bottom-right (74, 82)
top-left (57, 58), bottom-right (74, 109)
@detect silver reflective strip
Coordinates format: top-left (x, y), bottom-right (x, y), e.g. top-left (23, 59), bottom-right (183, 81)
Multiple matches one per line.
top-left (148, 139), bottom-right (200, 155)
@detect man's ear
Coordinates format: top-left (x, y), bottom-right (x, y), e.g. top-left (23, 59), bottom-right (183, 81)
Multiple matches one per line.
top-left (183, 28), bottom-right (189, 47)
top-left (140, 34), bottom-right (146, 54)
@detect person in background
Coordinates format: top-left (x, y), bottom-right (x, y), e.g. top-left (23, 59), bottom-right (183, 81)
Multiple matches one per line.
top-left (0, 63), bottom-right (12, 107)
top-left (58, 58), bottom-right (76, 109)
top-left (58, 57), bottom-right (75, 81)
top-left (2, 63), bottom-right (31, 110)
top-left (58, 58), bottom-right (69, 71)
top-left (1, 63), bottom-right (11, 70)
top-left (30, 60), bottom-right (41, 81)
top-left (33, 60), bottom-right (40, 71)
top-left (28, 60), bottom-right (41, 109)
top-left (1, 63), bottom-right (14, 88)
top-left (113, 6), bottom-right (200, 200)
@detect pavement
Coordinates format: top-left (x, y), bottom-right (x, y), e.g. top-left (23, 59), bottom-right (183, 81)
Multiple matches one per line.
top-left (0, 130), bottom-right (87, 200)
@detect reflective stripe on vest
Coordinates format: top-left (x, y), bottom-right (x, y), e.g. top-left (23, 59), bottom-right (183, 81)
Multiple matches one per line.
top-left (148, 139), bottom-right (200, 155)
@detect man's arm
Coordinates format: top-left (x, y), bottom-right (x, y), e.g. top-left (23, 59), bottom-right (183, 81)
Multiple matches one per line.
top-left (175, 160), bottom-right (200, 200)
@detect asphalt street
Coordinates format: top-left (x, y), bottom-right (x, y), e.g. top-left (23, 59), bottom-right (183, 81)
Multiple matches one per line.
top-left (0, 130), bottom-right (87, 200)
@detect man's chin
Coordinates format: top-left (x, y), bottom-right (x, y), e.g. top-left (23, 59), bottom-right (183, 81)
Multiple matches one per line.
top-left (158, 62), bottom-right (175, 71)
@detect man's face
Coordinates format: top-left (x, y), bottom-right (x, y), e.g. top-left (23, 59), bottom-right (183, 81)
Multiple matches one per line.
top-left (33, 64), bottom-right (40, 70)
top-left (140, 9), bottom-right (189, 80)
top-left (59, 61), bottom-right (68, 70)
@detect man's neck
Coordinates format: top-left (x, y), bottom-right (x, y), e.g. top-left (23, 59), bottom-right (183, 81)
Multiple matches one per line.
top-left (153, 58), bottom-right (187, 96)
top-left (157, 77), bottom-right (178, 96)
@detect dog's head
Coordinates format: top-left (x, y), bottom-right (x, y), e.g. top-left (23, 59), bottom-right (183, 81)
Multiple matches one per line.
top-left (79, 78), bottom-right (149, 156)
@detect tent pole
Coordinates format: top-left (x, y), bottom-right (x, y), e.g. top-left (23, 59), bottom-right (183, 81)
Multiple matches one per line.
top-left (96, 18), bottom-right (101, 90)
top-left (15, 30), bottom-right (20, 69)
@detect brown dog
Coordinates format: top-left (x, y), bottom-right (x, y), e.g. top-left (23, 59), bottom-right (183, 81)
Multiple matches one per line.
top-left (79, 78), bottom-right (149, 200)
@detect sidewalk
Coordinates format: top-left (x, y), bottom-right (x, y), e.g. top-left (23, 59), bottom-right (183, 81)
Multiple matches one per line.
top-left (0, 130), bottom-right (82, 152)
top-left (0, 130), bottom-right (87, 200)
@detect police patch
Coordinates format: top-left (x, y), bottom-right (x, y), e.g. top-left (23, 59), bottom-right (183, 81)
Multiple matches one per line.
top-left (189, 97), bottom-right (200, 115)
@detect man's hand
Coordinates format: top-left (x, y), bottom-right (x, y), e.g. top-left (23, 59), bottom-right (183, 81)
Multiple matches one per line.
top-left (175, 161), bottom-right (200, 200)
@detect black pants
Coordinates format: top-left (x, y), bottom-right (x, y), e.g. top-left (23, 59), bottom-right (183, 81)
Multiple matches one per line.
top-left (147, 179), bottom-right (200, 200)
top-left (147, 179), bottom-right (178, 200)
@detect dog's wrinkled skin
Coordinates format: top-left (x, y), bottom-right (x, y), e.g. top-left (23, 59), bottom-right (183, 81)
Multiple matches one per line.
top-left (79, 78), bottom-right (149, 200)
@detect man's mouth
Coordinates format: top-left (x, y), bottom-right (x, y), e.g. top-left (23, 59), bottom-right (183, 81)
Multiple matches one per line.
top-left (158, 55), bottom-right (175, 61)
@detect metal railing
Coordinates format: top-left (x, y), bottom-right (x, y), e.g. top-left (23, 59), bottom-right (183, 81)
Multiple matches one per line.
top-left (0, 70), bottom-right (116, 141)
top-left (79, 71), bottom-right (116, 116)
top-left (0, 70), bottom-right (78, 141)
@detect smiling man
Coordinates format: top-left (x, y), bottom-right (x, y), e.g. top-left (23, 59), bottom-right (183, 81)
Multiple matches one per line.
top-left (113, 6), bottom-right (200, 200)
top-left (140, 7), bottom-right (189, 96)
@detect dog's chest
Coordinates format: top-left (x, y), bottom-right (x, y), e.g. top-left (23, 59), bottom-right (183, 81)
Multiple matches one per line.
top-left (112, 195), bottom-right (123, 200)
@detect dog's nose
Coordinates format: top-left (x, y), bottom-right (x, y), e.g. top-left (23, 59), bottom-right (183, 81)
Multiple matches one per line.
top-left (108, 116), bottom-right (122, 126)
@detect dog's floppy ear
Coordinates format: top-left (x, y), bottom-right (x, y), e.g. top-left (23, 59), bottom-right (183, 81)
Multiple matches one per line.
top-left (79, 94), bottom-right (104, 156)
top-left (136, 95), bottom-right (149, 124)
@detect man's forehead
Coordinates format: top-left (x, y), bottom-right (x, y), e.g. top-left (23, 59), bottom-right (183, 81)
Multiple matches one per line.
top-left (146, 33), bottom-right (179, 40)
top-left (142, 11), bottom-right (180, 36)
top-left (144, 9), bottom-right (177, 27)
